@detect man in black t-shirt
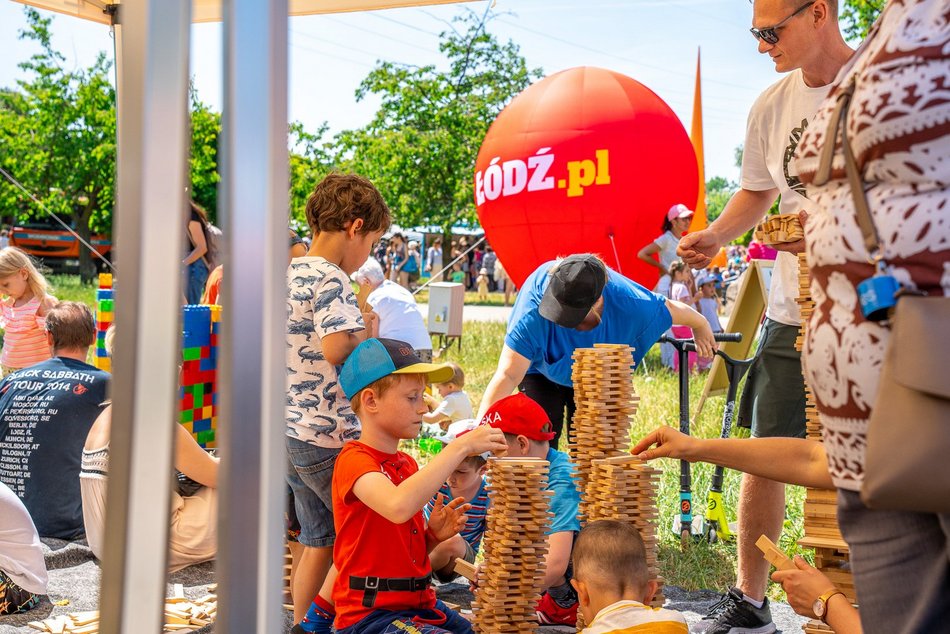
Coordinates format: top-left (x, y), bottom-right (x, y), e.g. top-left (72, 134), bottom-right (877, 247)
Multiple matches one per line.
top-left (0, 302), bottom-right (110, 539)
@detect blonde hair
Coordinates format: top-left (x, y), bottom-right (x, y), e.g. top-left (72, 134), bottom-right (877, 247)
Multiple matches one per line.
top-left (573, 520), bottom-right (650, 594)
top-left (438, 362), bottom-right (465, 388)
top-left (0, 247), bottom-right (49, 301)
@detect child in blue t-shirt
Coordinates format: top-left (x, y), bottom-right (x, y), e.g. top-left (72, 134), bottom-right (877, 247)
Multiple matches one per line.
top-left (425, 419), bottom-right (490, 582)
top-left (486, 393), bottom-right (582, 627)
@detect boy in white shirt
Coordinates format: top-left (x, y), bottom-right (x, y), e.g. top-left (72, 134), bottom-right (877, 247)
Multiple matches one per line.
top-left (422, 362), bottom-right (473, 429)
top-left (572, 520), bottom-right (687, 633)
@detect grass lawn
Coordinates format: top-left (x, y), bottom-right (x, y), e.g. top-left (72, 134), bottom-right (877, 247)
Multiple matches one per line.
top-left (422, 320), bottom-right (808, 600)
top-left (39, 275), bottom-right (806, 599)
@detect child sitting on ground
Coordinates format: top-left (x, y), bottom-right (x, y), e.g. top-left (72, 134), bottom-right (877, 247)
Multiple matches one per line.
top-left (424, 420), bottom-right (490, 582)
top-left (421, 362), bottom-right (474, 429)
top-left (308, 337), bottom-right (507, 634)
top-left (572, 520), bottom-right (687, 633)
top-left (485, 393), bottom-right (582, 627)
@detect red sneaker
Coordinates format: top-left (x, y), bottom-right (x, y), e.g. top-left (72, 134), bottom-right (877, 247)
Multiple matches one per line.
top-left (536, 590), bottom-right (578, 626)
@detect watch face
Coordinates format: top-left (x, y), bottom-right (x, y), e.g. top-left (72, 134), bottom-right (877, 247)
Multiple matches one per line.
top-left (813, 598), bottom-right (825, 618)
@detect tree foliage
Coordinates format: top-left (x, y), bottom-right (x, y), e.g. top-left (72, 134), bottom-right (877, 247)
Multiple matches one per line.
top-left (189, 88), bottom-right (221, 223)
top-left (335, 10), bottom-right (542, 232)
top-left (0, 8), bottom-right (115, 280)
top-left (0, 8), bottom-right (331, 274)
top-left (841, 0), bottom-right (884, 41)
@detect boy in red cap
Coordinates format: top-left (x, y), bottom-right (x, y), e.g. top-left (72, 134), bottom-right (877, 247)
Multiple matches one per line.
top-left (485, 392), bottom-right (582, 626)
top-left (300, 338), bottom-right (507, 634)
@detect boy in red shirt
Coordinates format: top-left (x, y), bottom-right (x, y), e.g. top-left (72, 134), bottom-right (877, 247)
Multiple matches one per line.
top-left (325, 337), bottom-right (507, 633)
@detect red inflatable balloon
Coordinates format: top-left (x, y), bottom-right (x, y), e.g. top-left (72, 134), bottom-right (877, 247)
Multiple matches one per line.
top-left (474, 66), bottom-right (698, 289)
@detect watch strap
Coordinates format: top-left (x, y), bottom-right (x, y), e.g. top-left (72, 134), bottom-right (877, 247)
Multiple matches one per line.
top-left (817, 589), bottom-right (846, 623)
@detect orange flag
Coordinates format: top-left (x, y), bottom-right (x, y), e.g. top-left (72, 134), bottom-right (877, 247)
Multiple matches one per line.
top-left (688, 48), bottom-right (708, 233)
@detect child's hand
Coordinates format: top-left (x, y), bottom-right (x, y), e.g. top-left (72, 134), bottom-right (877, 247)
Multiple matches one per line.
top-left (423, 392), bottom-right (438, 412)
top-left (360, 311), bottom-right (379, 339)
top-left (458, 424), bottom-right (508, 457)
top-left (426, 494), bottom-right (471, 543)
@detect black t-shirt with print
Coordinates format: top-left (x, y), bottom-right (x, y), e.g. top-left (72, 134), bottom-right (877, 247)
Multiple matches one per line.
top-left (0, 357), bottom-right (110, 538)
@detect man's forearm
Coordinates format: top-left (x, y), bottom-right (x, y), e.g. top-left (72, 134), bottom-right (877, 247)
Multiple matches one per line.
top-left (708, 188), bottom-right (778, 244)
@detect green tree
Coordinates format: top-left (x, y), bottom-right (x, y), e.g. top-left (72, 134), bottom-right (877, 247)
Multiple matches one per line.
top-left (841, 0), bottom-right (884, 41)
top-left (336, 10), bottom-right (542, 233)
top-left (189, 89), bottom-right (221, 223)
top-left (0, 8), bottom-right (116, 281)
top-left (288, 120), bottom-right (335, 232)
top-left (705, 176), bottom-right (737, 224)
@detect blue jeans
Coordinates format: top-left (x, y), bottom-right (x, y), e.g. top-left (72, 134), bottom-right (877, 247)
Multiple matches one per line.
top-left (338, 600), bottom-right (473, 634)
top-left (186, 260), bottom-right (209, 305)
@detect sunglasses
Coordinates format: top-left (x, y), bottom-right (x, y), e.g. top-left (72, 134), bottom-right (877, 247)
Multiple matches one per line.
top-left (750, 1), bottom-right (816, 44)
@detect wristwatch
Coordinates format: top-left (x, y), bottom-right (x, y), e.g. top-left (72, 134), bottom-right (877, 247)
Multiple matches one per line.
top-left (813, 588), bottom-right (845, 622)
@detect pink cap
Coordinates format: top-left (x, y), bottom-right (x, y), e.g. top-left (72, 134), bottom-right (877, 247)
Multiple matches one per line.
top-left (667, 204), bottom-right (694, 222)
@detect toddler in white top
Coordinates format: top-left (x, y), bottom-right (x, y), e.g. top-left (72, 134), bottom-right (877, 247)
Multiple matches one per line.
top-left (422, 362), bottom-right (473, 430)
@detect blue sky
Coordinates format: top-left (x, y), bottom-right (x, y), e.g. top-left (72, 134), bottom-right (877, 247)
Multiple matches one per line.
top-left (0, 0), bottom-right (798, 183)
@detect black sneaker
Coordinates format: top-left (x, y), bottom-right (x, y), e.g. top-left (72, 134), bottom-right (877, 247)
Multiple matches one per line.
top-left (690, 587), bottom-right (776, 634)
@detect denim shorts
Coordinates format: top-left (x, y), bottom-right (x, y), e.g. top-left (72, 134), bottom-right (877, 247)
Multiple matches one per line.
top-left (286, 436), bottom-right (340, 548)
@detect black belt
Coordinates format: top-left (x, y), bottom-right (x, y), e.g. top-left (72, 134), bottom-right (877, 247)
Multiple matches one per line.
top-left (349, 574), bottom-right (433, 608)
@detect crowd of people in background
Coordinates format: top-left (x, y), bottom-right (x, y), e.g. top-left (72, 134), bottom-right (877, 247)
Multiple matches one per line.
top-left (372, 232), bottom-right (514, 301)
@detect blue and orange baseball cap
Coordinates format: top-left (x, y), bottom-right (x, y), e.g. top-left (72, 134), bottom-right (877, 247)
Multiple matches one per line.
top-left (340, 338), bottom-right (454, 399)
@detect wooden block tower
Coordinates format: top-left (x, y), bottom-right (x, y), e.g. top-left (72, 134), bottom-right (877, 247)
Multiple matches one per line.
top-left (584, 455), bottom-right (665, 609)
top-left (180, 304), bottom-right (220, 448)
top-left (473, 458), bottom-right (552, 633)
top-left (569, 343), bottom-right (639, 521)
top-left (94, 273), bottom-right (114, 371)
top-left (796, 253), bottom-right (857, 633)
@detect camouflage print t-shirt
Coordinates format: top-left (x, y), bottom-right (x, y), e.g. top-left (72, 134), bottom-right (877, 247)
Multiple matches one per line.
top-left (286, 257), bottom-right (363, 448)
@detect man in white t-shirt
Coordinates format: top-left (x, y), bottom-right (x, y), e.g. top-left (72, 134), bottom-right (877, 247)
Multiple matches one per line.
top-left (677, 1), bottom-right (853, 632)
top-left (353, 257), bottom-right (433, 361)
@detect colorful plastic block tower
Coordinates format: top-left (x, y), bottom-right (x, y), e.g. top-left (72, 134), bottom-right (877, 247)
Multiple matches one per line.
top-left (180, 304), bottom-right (221, 448)
top-left (94, 273), bottom-right (114, 371)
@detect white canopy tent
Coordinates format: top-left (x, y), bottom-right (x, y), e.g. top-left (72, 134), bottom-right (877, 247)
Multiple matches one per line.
top-left (17, 0), bottom-right (470, 23)
top-left (8, 1), bottom-right (473, 632)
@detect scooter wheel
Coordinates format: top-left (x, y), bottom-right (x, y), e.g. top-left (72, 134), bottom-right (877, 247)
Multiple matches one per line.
top-left (680, 528), bottom-right (692, 549)
top-left (707, 526), bottom-right (718, 544)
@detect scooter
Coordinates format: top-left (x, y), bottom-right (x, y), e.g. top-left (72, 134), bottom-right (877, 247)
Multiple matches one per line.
top-left (700, 347), bottom-right (755, 543)
top-left (659, 332), bottom-right (742, 547)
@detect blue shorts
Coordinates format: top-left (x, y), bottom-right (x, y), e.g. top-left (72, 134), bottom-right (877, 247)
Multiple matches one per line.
top-left (338, 600), bottom-right (474, 634)
top-left (286, 436), bottom-right (339, 548)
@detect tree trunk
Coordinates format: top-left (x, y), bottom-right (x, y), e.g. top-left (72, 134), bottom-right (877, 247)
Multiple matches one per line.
top-left (77, 208), bottom-right (95, 284)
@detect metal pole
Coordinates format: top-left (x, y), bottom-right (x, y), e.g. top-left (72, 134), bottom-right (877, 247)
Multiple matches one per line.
top-left (99, 0), bottom-right (192, 632)
top-left (217, 0), bottom-right (288, 630)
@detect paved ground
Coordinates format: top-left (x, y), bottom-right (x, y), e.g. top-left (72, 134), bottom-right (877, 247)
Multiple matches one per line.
top-left (418, 302), bottom-right (512, 323)
top-left (0, 541), bottom-right (807, 633)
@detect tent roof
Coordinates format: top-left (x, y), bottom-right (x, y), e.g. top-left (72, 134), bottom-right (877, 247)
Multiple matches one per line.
top-left (14, 0), bottom-right (474, 25)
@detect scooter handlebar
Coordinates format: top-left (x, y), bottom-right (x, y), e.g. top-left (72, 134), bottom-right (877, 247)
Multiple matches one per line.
top-left (659, 332), bottom-right (742, 349)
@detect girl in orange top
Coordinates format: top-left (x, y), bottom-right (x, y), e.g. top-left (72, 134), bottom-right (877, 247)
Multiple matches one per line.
top-left (0, 248), bottom-right (58, 375)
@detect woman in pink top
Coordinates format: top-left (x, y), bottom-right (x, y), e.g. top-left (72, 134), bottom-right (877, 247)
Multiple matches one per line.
top-left (0, 248), bottom-right (57, 375)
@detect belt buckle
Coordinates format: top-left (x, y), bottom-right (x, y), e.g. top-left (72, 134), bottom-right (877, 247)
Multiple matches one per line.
top-left (364, 576), bottom-right (380, 590)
